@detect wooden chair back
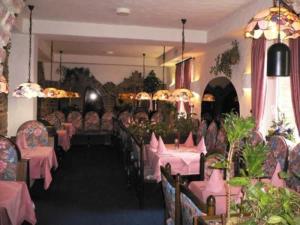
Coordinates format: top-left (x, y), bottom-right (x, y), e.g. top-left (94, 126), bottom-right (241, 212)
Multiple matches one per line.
top-left (205, 121), bottom-right (218, 154)
top-left (287, 143), bottom-right (300, 192)
top-left (67, 111), bottom-right (83, 131)
top-left (84, 111), bottom-right (100, 131)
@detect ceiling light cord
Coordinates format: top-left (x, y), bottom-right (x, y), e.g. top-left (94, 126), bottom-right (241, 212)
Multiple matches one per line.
top-left (181, 18), bottom-right (186, 61)
top-left (59, 50), bottom-right (63, 87)
top-left (163, 46), bottom-right (166, 88)
top-left (142, 53), bottom-right (146, 79)
top-left (28, 5), bottom-right (34, 83)
top-left (278, 0), bottom-right (281, 43)
top-left (50, 41), bottom-right (53, 81)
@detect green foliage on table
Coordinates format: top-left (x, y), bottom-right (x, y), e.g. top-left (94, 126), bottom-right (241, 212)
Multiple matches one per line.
top-left (210, 40), bottom-right (240, 78)
top-left (174, 113), bottom-right (198, 137)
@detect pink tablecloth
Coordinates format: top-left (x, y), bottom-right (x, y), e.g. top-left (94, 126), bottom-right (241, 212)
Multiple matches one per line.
top-left (146, 144), bottom-right (201, 182)
top-left (56, 130), bottom-right (70, 151)
top-left (21, 147), bottom-right (58, 190)
top-left (62, 123), bottom-right (75, 137)
top-left (0, 181), bottom-right (36, 225)
top-left (188, 181), bottom-right (241, 215)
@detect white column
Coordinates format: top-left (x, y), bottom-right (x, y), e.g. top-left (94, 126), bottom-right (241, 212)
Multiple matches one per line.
top-left (7, 33), bottom-right (38, 136)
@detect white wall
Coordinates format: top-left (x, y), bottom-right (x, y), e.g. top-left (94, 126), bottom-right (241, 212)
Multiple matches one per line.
top-left (166, 37), bottom-right (253, 118)
top-left (8, 33), bottom-right (38, 136)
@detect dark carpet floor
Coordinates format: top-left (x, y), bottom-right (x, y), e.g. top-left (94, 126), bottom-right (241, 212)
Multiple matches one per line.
top-left (30, 144), bottom-right (164, 225)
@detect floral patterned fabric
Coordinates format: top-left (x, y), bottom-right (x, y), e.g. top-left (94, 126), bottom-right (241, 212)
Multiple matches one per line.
top-left (0, 137), bottom-right (18, 181)
top-left (161, 174), bottom-right (176, 224)
top-left (150, 112), bottom-right (163, 124)
top-left (84, 111), bottom-right (100, 131)
top-left (214, 128), bottom-right (228, 154)
top-left (101, 112), bottom-right (113, 131)
top-left (67, 111), bottom-right (83, 131)
top-left (53, 110), bottom-right (65, 123)
top-left (264, 151), bottom-right (277, 177)
top-left (118, 111), bottom-right (132, 127)
top-left (17, 120), bottom-right (49, 149)
top-left (249, 130), bottom-right (264, 146)
top-left (205, 121), bottom-right (218, 154)
top-left (204, 155), bottom-right (220, 181)
top-left (287, 144), bottom-right (300, 192)
top-left (134, 112), bottom-right (149, 123)
top-left (268, 136), bottom-right (288, 172)
top-left (180, 192), bottom-right (203, 225)
top-left (198, 120), bottom-right (207, 138)
top-left (44, 113), bottom-right (61, 129)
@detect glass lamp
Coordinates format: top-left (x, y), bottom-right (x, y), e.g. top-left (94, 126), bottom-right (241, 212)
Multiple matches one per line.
top-left (153, 90), bottom-right (171, 101)
top-left (0, 74), bottom-right (8, 94)
top-left (13, 5), bottom-right (45, 98)
top-left (135, 92), bottom-right (151, 101)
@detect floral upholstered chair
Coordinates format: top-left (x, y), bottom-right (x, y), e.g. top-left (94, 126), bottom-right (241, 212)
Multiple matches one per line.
top-left (134, 111), bottom-right (149, 123)
top-left (0, 136), bottom-right (20, 181)
top-left (150, 111), bottom-right (163, 124)
top-left (161, 164), bottom-right (181, 225)
top-left (53, 110), bottom-right (65, 124)
top-left (249, 130), bottom-right (264, 146)
top-left (101, 112), bottom-right (113, 131)
top-left (267, 135), bottom-right (289, 172)
top-left (67, 111), bottom-right (83, 132)
top-left (118, 111), bottom-right (132, 127)
top-left (198, 120), bottom-right (207, 138)
top-left (205, 121), bottom-right (218, 154)
top-left (287, 143), bottom-right (300, 192)
top-left (84, 111), bottom-right (100, 131)
top-left (16, 120), bottom-right (49, 149)
top-left (44, 113), bottom-right (61, 130)
top-left (214, 128), bottom-right (228, 154)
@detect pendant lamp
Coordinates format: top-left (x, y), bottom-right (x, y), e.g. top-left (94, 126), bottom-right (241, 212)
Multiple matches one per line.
top-left (267, 0), bottom-right (290, 77)
top-left (43, 41), bottom-right (59, 98)
top-left (13, 5), bottom-right (45, 98)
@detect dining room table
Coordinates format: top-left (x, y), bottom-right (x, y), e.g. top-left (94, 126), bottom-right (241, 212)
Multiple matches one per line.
top-left (62, 122), bottom-right (76, 138)
top-left (56, 129), bottom-right (70, 151)
top-left (21, 146), bottom-right (58, 190)
top-left (146, 144), bottom-right (201, 182)
top-left (0, 181), bottom-right (36, 225)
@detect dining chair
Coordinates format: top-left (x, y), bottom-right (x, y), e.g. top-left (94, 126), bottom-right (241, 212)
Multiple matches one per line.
top-left (16, 120), bottom-right (49, 149)
top-left (287, 143), bottom-right (300, 193)
top-left (53, 110), bottom-right (65, 124)
top-left (101, 111), bottom-right (114, 131)
top-left (214, 128), bottom-right (228, 155)
top-left (267, 135), bottom-right (289, 172)
top-left (0, 135), bottom-right (29, 185)
top-left (134, 111), bottom-right (149, 123)
top-left (84, 111), bottom-right (100, 131)
top-left (118, 110), bottom-right (132, 127)
top-left (44, 113), bottom-right (61, 130)
top-left (205, 121), bottom-right (218, 154)
top-left (197, 120), bottom-right (207, 144)
top-left (150, 111), bottom-right (163, 124)
top-left (67, 111), bottom-right (83, 132)
top-left (160, 163), bottom-right (181, 225)
top-left (249, 130), bottom-right (265, 146)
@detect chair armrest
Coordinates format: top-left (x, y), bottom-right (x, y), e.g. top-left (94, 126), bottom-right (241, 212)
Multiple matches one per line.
top-left (16, 159), bottom-right (30, 187)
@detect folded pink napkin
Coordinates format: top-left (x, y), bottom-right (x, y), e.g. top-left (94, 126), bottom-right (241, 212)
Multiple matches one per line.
top-left (204, 169), bottom-right (225, 193)
top-left (184, 132), bottom-right (194, 147)
top-left (157, 136), bottom-right (167, 154)
top-left (271, 163), bottom-right (286, 188)
top-left (197, 137), bottom-right (207, 155)
top-left (150, 132), bottom-right (158, 149)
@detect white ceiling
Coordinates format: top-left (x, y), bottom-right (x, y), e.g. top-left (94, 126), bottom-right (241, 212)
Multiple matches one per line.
top-left (51, 40), bottom-right (173, 58)
top-left (28, 0), bottom-right (255, 59)
top-left (26, 0), bottom-right (253, 29)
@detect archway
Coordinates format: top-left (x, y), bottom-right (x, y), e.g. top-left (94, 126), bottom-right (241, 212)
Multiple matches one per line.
top-left (201, 77), bottom-right (239, 123)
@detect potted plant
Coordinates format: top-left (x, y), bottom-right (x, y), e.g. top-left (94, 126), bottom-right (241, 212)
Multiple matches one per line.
top-left (212, 113), bottom-right (300, 224)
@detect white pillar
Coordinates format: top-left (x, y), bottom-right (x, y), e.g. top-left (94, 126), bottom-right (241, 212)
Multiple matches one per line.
top-left (8, 33), bottom-right (38, 136)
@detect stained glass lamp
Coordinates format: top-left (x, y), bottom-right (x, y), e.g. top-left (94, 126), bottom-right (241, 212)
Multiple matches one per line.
top-left (135, 92), bottom-right (151, 101)
top-left (0, 74), bottom-right (8, 94)
top-left (153, 90), bottom-right (171, 101)
top-left (245, 5), bottom-right (300, 40)
top-left (202, 93), bottom-right (215, 102)
top-left (171, 88), bottom-right (193, 102)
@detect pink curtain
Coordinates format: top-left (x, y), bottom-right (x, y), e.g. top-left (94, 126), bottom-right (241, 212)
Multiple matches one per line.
top-left (251, 37), bottom-right (266, 130)
top-left (290, 38), bottom-right (300, 134)
top-left (175, 62), bottom-right (183, 89)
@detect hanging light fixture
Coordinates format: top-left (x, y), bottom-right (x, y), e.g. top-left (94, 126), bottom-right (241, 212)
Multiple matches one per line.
top-left (43, 41), bottom-right (58, 98)
top-left (13, 5), bottom-right (45, 98)
top-left (245, 0), bottom-right (300, 40)
top-left (153, 46), bottom-right (171, 101)
top-left (267, 0), bottom-right (291, 77)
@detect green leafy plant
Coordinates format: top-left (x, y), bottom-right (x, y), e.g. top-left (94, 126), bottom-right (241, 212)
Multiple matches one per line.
top-left (210, 40), bottom-right (240, 78)
top-left (143, 70), bottom-right (163, 93)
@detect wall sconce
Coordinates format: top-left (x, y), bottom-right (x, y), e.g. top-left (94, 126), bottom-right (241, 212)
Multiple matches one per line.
top-left (242, 73), bottom-right (251, 96)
